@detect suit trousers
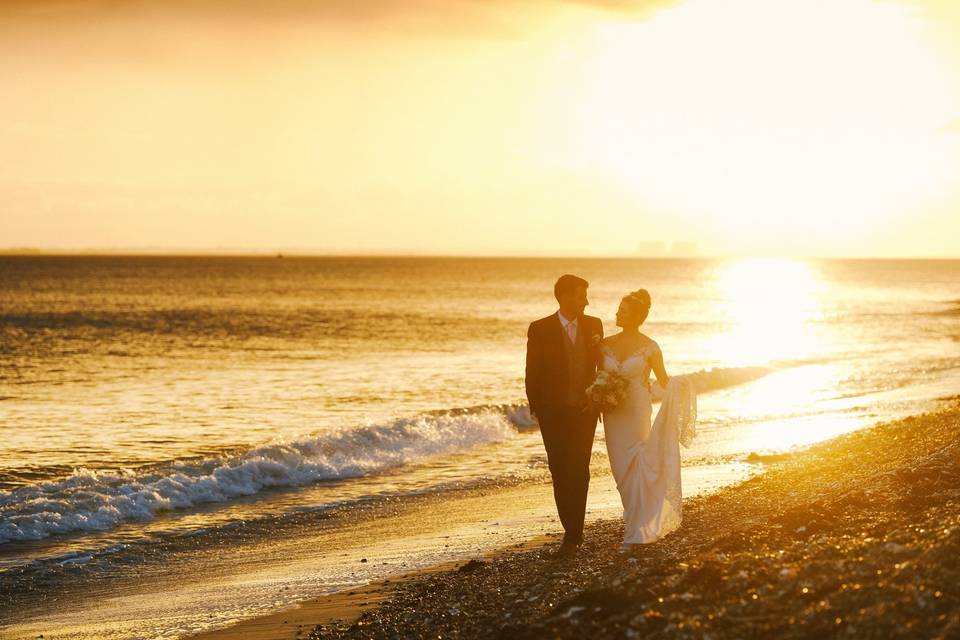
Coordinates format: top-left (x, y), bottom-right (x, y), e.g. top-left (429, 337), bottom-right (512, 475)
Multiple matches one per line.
top-left (536, 405), bottom-right (598, 545)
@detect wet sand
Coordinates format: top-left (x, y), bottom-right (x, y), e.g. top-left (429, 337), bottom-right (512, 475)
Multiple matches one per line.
top-left (239, 399), bottom-right (960, 640)
top-left (188, 537), bottom-right (558, 640)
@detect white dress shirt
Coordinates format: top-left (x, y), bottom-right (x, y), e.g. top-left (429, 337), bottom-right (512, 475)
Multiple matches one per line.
top-left (558, 311), bottom-right (578, 344)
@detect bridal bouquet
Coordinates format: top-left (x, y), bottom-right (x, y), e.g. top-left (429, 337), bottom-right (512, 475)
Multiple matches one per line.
top-left (585, 370), bottom-right (630, 412)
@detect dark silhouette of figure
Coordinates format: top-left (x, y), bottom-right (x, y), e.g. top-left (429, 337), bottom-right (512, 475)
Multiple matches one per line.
top-left (525, 274), bottom-right (603, 556)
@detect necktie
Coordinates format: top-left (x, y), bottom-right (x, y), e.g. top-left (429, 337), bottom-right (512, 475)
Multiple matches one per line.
top-left (566, 321), bottom-right (577, 345)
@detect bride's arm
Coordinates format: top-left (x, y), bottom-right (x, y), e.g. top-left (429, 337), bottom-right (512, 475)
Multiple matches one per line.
top-left (650, 345), bottom-right (670, 388)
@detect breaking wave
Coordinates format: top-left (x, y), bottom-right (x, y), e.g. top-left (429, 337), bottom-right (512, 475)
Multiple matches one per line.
top-left (0, 411), bottom-right (515, 543)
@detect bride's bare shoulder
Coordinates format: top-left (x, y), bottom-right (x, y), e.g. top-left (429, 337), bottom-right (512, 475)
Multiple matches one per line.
top-left (638, 333), bottom-right (660, 350)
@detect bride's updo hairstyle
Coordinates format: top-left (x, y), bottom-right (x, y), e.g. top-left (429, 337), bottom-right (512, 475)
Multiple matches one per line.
top-left (622, 289), bottom-right (652, 325)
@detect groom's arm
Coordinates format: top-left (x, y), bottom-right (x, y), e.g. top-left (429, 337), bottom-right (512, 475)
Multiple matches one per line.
top-left (525, 322), bottom-right (543, 416)
top-left (591, 316), bottom-right (604, 367)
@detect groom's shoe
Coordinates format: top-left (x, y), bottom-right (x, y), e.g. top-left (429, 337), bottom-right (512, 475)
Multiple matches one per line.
top-left (552, 541), bottom-right (580, 559)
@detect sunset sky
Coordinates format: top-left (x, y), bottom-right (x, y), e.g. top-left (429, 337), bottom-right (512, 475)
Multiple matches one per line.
top-left (2, 0), bottom-right (959, 257)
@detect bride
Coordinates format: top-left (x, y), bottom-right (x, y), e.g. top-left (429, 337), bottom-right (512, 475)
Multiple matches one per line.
top-left (600, 289), bottom-right (697, 548)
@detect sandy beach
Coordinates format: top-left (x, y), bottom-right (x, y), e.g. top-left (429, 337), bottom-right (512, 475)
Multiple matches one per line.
top-left (196, 397), bottom-right (960, 640)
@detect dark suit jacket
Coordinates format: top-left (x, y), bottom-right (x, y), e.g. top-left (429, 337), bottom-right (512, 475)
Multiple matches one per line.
top-left (525, 312), bottom-right (604, 416)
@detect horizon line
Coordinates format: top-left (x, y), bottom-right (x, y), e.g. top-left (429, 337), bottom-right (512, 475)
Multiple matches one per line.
top-left (2, 248), bottom-right (960, 260)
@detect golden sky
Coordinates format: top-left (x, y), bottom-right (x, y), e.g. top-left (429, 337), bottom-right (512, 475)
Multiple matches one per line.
top-left (1, 0), bottom-right (958, 256)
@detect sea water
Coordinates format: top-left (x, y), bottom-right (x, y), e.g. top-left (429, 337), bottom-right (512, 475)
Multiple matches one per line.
top-left (1, 256), bottom-right (958, 634)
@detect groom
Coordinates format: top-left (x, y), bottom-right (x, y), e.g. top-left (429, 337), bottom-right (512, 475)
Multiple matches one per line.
top-left (525, 274), bottom-right (604, 556)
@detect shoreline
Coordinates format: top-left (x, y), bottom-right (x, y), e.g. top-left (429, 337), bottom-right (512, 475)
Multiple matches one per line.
top-left (202, 398), bottom-right (960, 640)
top-left (188, 535), bottom-right (560, 640)
top-left (0, 455), bottom-right (750, 640)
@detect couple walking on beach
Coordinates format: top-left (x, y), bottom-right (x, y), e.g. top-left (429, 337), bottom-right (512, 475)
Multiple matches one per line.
top-left (526, 274), bottom-right (697, 556)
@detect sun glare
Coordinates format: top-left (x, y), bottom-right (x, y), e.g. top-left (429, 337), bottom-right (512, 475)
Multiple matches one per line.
top-left (707, 258), bottom-right (823, 365)
top-left (566, 0), bottom-right (956, 245)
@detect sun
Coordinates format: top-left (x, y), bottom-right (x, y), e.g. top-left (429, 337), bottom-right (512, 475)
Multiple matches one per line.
top-left (706, 257), bottom-right (823, 365)
top-left (563, 0), bottom-right (956, 247)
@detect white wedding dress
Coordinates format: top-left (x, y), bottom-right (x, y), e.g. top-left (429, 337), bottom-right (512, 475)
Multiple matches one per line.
top-left (601, 342), bottom-right (697, 544)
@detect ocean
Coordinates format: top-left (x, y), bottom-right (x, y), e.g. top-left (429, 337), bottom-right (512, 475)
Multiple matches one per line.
top-left (1, 255), bottom-right (959, 636)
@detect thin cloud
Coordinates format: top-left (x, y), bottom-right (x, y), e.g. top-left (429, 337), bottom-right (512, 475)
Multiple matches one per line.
top-left (0, 0), bottom-right (680, 28)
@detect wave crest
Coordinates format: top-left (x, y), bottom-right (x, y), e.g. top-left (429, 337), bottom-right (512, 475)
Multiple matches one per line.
top-left (0, 411), bottom-right (514, 543)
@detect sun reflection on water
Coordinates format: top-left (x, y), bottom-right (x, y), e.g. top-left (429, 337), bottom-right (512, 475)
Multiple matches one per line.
top-left (699, 259), bottom-right (869, 453)
top-left (734, 365), bottom-right (826, 418)
top-left (708, 258), bottom-right (824, 366)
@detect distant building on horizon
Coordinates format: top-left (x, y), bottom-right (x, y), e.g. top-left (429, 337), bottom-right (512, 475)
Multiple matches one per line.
top-left (636, 241), bottom-right (667, 256)
top-left (670, 241), bottom-right (699, 257)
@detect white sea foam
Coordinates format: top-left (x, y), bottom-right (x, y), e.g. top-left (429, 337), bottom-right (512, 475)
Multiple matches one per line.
top-left (0, 411), bottom-right (515, 543)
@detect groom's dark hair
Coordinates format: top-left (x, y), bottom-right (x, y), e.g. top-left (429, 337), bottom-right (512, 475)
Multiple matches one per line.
top-left (554, 274), bottom-right (589, 302)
